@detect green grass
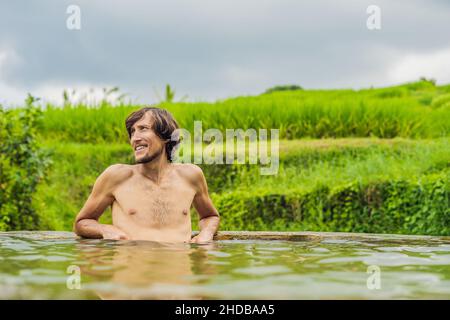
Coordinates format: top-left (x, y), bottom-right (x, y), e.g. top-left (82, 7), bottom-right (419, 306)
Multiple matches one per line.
top-left (39, 81), bottom-right (450, 143)
top-left (230, 137), bottom-right (450, 193)
top-left (34, 137), bottom-right (450, 233)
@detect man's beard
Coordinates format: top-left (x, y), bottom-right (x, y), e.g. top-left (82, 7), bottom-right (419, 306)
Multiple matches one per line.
top-left (135, 145), bottom-right (164, 164)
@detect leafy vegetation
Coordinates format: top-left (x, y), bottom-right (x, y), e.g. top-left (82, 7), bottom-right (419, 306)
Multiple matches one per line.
top-left (0, 102), bottom-right (51, 231)
top-left (264, 84), bottom-right (303, 94)
top-left (1, 80), bottom-right (449, 235)
top-left (32, 138), bottom-right (450, 235)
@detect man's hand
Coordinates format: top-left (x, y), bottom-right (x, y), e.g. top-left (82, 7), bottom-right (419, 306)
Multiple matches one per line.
top-left (190, 231), bottom-right (214, 244)
top-left (101, 225), bottom-right (130, 240)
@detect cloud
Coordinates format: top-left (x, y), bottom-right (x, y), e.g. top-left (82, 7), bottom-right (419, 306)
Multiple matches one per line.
top-left (0, 47), bottom-right (25, 106)
top-left (388, 47), bottom-right (450, 84)
top-left (0, 0), bottom-right (449, 105)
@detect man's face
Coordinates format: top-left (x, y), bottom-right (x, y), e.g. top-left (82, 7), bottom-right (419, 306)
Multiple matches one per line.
top-left (130, 112), bottom-right (166, 164)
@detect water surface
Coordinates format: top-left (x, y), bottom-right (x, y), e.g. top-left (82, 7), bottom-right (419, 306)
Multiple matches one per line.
top-left (1, 231), bottom-right (449, 299)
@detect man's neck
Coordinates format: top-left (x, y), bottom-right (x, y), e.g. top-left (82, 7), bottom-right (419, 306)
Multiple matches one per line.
top-left (138, 153), bottom-right (170, 184)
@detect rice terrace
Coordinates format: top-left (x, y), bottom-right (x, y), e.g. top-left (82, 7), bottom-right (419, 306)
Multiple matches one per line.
top-left (1, 80), bottom-right (449, 299)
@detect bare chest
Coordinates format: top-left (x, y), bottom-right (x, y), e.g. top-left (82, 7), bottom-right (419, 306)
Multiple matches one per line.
top-left (112, 175), bottom-right (196, 228)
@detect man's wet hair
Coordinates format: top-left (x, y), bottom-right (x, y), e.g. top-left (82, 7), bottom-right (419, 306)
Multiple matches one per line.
top-left (125, 107), bottom-right (180, 162)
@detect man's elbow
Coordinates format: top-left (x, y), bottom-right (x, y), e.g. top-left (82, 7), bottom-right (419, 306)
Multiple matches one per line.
top-left (73, 219), bottom-right (83, 236)
top-left (73, 218), bottom-right (92, 236)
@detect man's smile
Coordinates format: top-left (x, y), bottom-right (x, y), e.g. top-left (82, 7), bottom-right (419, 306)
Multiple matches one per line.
top-left (134, 143), bottom-right (149, 154)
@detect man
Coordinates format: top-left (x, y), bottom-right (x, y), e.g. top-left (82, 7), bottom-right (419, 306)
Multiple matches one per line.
top-left (74, 107), bottom-right (220, 243)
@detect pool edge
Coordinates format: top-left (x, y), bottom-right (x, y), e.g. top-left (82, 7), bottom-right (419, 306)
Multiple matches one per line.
top-left (1, 230), bottom-right (449, 243)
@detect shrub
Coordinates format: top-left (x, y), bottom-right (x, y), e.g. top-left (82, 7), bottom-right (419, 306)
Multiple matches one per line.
top-left (214, 173), bottom-right (450, 235)
top-left (264, 85), bottom-right (303, 94)
top-left (0, 105), bottom-right (51, 230)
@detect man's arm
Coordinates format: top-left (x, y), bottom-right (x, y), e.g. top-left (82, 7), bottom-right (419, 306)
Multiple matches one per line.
top-left (190, 165), bottom-right (220, 243)
top-left (74, 165), bottom-right (129, 240)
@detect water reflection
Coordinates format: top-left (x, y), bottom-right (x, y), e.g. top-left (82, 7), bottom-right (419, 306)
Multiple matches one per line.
top-left (75, 240), bottom-right (218, 299)
top-left (1, 232), bottom-right (450, 299)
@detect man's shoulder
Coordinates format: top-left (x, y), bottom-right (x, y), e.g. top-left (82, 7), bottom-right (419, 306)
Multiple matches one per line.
top-left (100, 164), bottom-right (135, 184)
top-left (172, 163), bottom-right (203, 175)
top-left (172, 163), bottom-right (204, 185)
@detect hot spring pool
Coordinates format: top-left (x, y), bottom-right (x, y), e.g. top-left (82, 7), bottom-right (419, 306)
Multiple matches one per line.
top-left (0, 231), bottom-right (449, 299)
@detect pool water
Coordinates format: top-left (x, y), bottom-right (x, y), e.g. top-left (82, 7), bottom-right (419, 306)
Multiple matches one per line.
top-left (0, 231), bottom-right (449, 299)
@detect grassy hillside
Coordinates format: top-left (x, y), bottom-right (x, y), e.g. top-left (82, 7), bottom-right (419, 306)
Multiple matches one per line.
top-left (35, 138), bottom-right (449, 235)
top-left (4, 80), bottom-right (449, 235)
top-left (40, 81), bottom-right (450, 143)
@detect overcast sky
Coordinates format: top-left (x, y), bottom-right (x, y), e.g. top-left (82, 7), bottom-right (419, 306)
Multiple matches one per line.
top-left (1, 0), bottom-right (450, 106)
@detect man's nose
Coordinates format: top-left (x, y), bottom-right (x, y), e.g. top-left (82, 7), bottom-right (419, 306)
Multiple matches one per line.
top-left (131, 134), bottom-right (142, 145)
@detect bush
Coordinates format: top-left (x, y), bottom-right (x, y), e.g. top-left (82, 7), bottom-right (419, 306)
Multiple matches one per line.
top-left (33, 138), bottom-right (449, 234)
top-left (0, 105), bottom-right (51, 230)
top-left (264, 85), bottom-right (303, 94)
top-left (213, 172), bottom-right (450, 235)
